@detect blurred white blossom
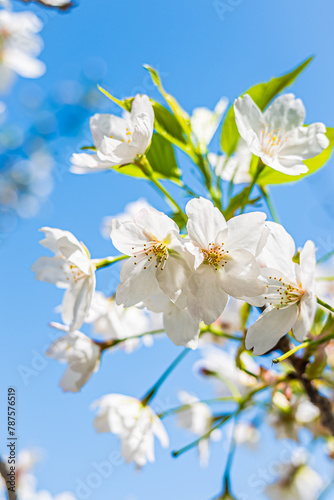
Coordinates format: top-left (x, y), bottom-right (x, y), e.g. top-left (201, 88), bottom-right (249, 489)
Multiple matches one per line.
top-left (0, 10), bottom-right (46, 93)
top-left (101, 198), bottom-right (152, 239)
top-left (92, 394), bottom-right (169, 467)
top-left (265, 448), bottom-right (324, 500)
top-left (47, 322), bottom-right (101, 392)
top-left (195, 346), bottom-right (259, 397)
top-left (210, 139), bottom-right (252, 184)
top-left (191, 97), bottom-right (228, 150)
top-left (87, 291), bottom-right (155, 353)
top-left (177, 390), bottom-right (221, 467)
top-left (32, 227), bottom-right (96, 332)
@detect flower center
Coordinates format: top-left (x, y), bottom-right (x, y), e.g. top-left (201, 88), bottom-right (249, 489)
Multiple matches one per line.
top-left (264, 275), bottom-right (304, 309)
top-left (62, 259), bottom-right (88, 284)
top-left (132, 242), bottom-right (169, 271)
top-left (260, 125), bottom-right (288, 157)
top-left (202, 243), bottom-right (229, 270)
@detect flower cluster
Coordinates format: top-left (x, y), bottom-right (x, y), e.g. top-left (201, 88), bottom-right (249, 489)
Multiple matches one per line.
top-left (30, 61), bottom-right (334, 498)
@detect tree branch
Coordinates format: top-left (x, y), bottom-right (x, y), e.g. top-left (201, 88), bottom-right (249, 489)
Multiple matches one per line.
top-left (18, 0), bottom-right (75, 11)
top-left (0, 459), bottom-right (17, 500)
top-left (277, 336), bottom-right (334, 435)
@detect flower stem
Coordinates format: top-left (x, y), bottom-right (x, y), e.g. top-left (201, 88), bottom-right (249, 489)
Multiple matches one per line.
top-left (141, 348), bottom-right (189, 406)
top-left (99, 329), bottom-right (165, 351)
top-left (317, 297), bottom-right (334, 314)
top-left (158, 396), bottom-right (239, 419)
top-left (259, 185), bottom-right (280, 223)
top-left (273, 341), bottom-right (311, 363)
top-left (240, 161), bottom-right (265, 214)
top-left (200, 325), bottom-right (243, 342)
top-left (172, 414), bottom-right (231, 458)
top-left (136, 155), bottom-right (187, 222)
top-left (317, 250), bottom-right (334, 265)
top-left (171, 377), bottom-right (284, 458)
top-left (94, 255), bottom-right (129, 270)
top-left (149, 174), bottom-right (187, 221)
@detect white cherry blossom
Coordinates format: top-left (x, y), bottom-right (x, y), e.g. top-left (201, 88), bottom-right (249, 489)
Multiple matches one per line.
top-left (111, 207), bottom-right (191, 308)
top-left (269, 392), bottom-right (320, 441)
top-left (71, 94), bottom-right (154, 174)
top-left (87, 291), bottom-right (154, 353)
top-left (92, 394), bottom-right (169, 467)
top-left (31, 227), bottom-right (96, 332)
top-left (191, 97), bottom-right (228, 149)
top-left (265, 449), bottom-right (324, 500)
top-left (142, 290), bottom-right (200, 348)
top-left (185, 197), bottom-right (267, 324)
top-left (234, 422), bottom-right (260, 447)
top-left (101, 198), bottom-right (152, 239)
top-left (0, 448), bottom-right (76, 500)
top-left (234, 93), bottom-right (329, 176)
top-left (177, 390), bottom-right (221, 467)
top-left (209, 139), bottom-right (252, 184)
top-left (246, 223), bottom-right (317, 355)
top-left (47, 323), bottom-right (101, 392)
top-left (195, 346), bottom-right (259, 397)
top-left (0, 10), bottom-right (46, 93)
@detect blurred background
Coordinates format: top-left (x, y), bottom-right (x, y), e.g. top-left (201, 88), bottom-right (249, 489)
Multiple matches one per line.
top-left (1, 0), bottom-right (334, 498)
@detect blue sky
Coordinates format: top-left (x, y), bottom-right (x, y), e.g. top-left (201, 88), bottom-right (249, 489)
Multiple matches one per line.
top-left (1, 0), bottom-right (334, 499)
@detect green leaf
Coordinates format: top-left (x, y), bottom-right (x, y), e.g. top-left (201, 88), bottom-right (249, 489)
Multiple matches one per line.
top-left (144, 64), bottom-right (191, 136)
top-left (97, 85), bottom-right (132, 111)
top-left (146, 133), bottom-right (181, 182)
top-left (221, 56), bottom-right (313, 156)
top-left (240, 302), bottom-right (251, 331)
top-left (258, 127), bottom-right (334, 185)
top-left (98, 85), bottom-right (189, 151)
top-left (153, 102), bottom-right (188, 145)
top-left (171, 211), bottom-right (187, 231)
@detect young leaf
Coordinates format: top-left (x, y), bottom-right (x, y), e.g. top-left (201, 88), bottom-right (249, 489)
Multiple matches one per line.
top-left (144, 64), bottom-right (191, 136)
top-left (153, 102), bottom-right (188, 146)
top-left (97, 85), bottom-right (133, 111)
top-left (98, 85), bottom-right (188, 147)
top-left (221, 56), bottom-right (313, 156)
top-left (146, 133), bottom-right (181, 183)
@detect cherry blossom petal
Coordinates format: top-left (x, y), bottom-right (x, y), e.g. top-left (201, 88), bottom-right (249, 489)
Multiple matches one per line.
top-left (31, 256), bottom-right (69, 288)
top-left (300, 240), bottom-right (316, 289)
top-left (116, 257), bottom-right (159, 307)
top-left (188, 266), bottom-right (229, 324)
top-left (163, 304), bottom-right (200, 348)
top-left (135, 207), bottom-right (179, 242)
top-left (279, 123), bottom-right (329, 160)
top-left (226, 212), bottom-right (267, 255)
top-left (263, 94), bottom-right (305, 131)
top-left (70, 153), bottom-right (113, 174)
top-left (246, 304), bottom-right (298, 355)
top-left (258, 221), bottom-right (295, 276)
top-left (293, 292), bottom-right (317, 342)
top-left (111, 218), bottom-right (150, 254)
top-left (234, 95), bottom-right (266, 141)
top-left (186, 197), bottom-right (227, 249)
